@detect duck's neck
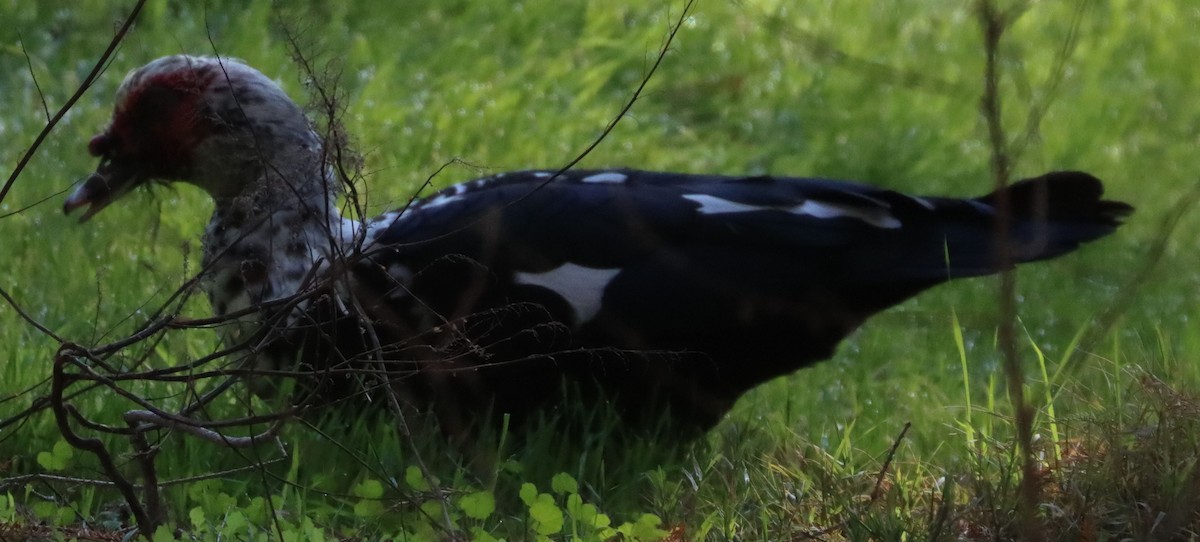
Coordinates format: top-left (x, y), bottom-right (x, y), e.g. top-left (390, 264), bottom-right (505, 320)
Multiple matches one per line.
top-left (201, 171), bottom-right (357, 317)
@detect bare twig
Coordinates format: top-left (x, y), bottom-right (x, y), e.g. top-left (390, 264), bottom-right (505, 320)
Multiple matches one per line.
top-left (51, 345), bottom-right (153, 532)
top-left (128, 428), bottom-right (165, 527)
top-left (16, 33), bottom-right (51, 122)
top-left (870, 422), bottom-right (911, 503)
top-left (976, 2), bottom-right (1043, 541)
top-left (124, 410), bottom-right (283, 448)
top-left (519, 0), bottom-right (698, 203)
top-left (0, 285), bottom-right (64, 343)
top-left (0, 461), bottom-right (289, 493)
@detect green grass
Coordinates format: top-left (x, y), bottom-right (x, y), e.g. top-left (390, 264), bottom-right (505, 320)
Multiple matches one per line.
top-left (2, 0), bottom-right (1199, 540)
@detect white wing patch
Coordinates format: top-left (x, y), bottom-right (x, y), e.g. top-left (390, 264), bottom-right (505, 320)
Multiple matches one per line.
top-left (790, 200), bottom-right (902, 229)
top-left (909, 196), bottom-right (936, 210)
top-left (682, 194), bottom-right (764, 214)
top-left (422, 192), bottom-right (463, 209)
top-left (683, 193), bottom-right (901, 228)
top-left (580, 171), bottom-right (627, 184)
top-left (514, 263), bottom-right (621, 325)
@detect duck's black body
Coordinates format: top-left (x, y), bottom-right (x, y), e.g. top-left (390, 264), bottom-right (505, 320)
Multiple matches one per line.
top-left (289, 168), bottom-right (1130, 432)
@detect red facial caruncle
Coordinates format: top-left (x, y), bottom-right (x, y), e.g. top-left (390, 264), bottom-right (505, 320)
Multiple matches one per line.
top-left (91, 64), bottom-right (219, 178)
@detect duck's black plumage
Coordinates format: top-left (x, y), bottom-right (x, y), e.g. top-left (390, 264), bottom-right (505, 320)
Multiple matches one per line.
top-left (302, 168), bottom-right (1130, 431)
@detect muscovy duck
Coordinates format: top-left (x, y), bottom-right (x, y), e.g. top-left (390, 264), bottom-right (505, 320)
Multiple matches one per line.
top-left (64, 55), bottom-right (1132, 433)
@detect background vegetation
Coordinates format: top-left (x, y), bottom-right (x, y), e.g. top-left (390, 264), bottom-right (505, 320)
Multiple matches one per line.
top-left (1, 0), bottom-right (1197, 540)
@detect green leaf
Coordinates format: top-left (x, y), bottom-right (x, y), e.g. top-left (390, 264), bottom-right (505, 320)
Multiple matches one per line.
top-left (303, 517), bottom-right (327, 542)
top-left (354, 499), bottom-right (385, 518)
top-left (31, 501), bottom-right (56, 521)
top-left (565, 493), bottom-right (583, 517)
top-left (470, 526), bottom-right (500, 542)
top-left (353, 478), bottom-right (385, 499)
top-left (245, 496), bottom-right (271, 525)
top-left (630, 513), bottom-right (666, 541)
top-left (417, 498), bottom-right (446, 520)
top-left (52, 440), bottom-right (73, 462)
top-left (459, 490), bottom-right (496, 520)
top-left (550, 472), bottom-right (578, 495)
top-left (189, 507), bottom-right (206, 530)
top-left (518, 482), bottom-right (538, 506)
top-left (151, 524), bottom-right (175, 542)
top-left (223, 510), bottom-right (247, 535)
top-left (405, 465), bottom-right (431, 491)
top-left (565, 495), bottom-right (609, 530)
top-left (501, 459), bottom-right (523, 474)
top-left (35, 452), bottom-right (56, 471)
top-left (0, 493), bottom-right (13, 521)
top-left (529, 497), bottom-right (564, 535)
top-left (55, 507), bottom-right (76, 526)
top-left (214, 492), bottom-right (237, 510)
top-left (185, 479), bottom-right (220, 505)
top-left (409, 518), bottom-right (439, 542)
top-left (36, 440), bottom-right (74, 471)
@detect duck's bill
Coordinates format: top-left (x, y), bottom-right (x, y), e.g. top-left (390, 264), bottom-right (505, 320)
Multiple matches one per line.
top-left (63, 160), bottom-right (141, 223)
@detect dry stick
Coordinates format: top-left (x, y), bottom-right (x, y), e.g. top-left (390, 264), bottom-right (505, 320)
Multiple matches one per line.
top-left (124, 410), bottom-right (282, 448)
top-left (869, 422), bottom-right (911, 503)
top-left (16, 33), bottom-right (51, 123)
top-left (791, 422), bottom-right (913, 541)
top-left (51, 345), bottom-right (153, 533)
top-left (0, 185), bottom-right (76, 219)
top-left (0, 457), bottom-right (286, 492)
top-left (511, 0), bottom-right (698, 207)
top-left (89, 263), bottom-right (194, 348)
top-left (1, 200), bottom-right (304, 433)
top-left (367, 0), bottom-right (699, 255)
top-left (0, 286), bottom-right (64, 343)
top-left (65, 355), bottom-right (297, 433)
top-left (976, 2), bottom-right (1043, 541)
top-left (0, 473), bottom-right (122, 490)
top-left (128, 429), bottom-right (165, 527)
top-left (741, 422), bottom-right (920, 537)
top-left (276, 28), bottom-right (422, 417)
